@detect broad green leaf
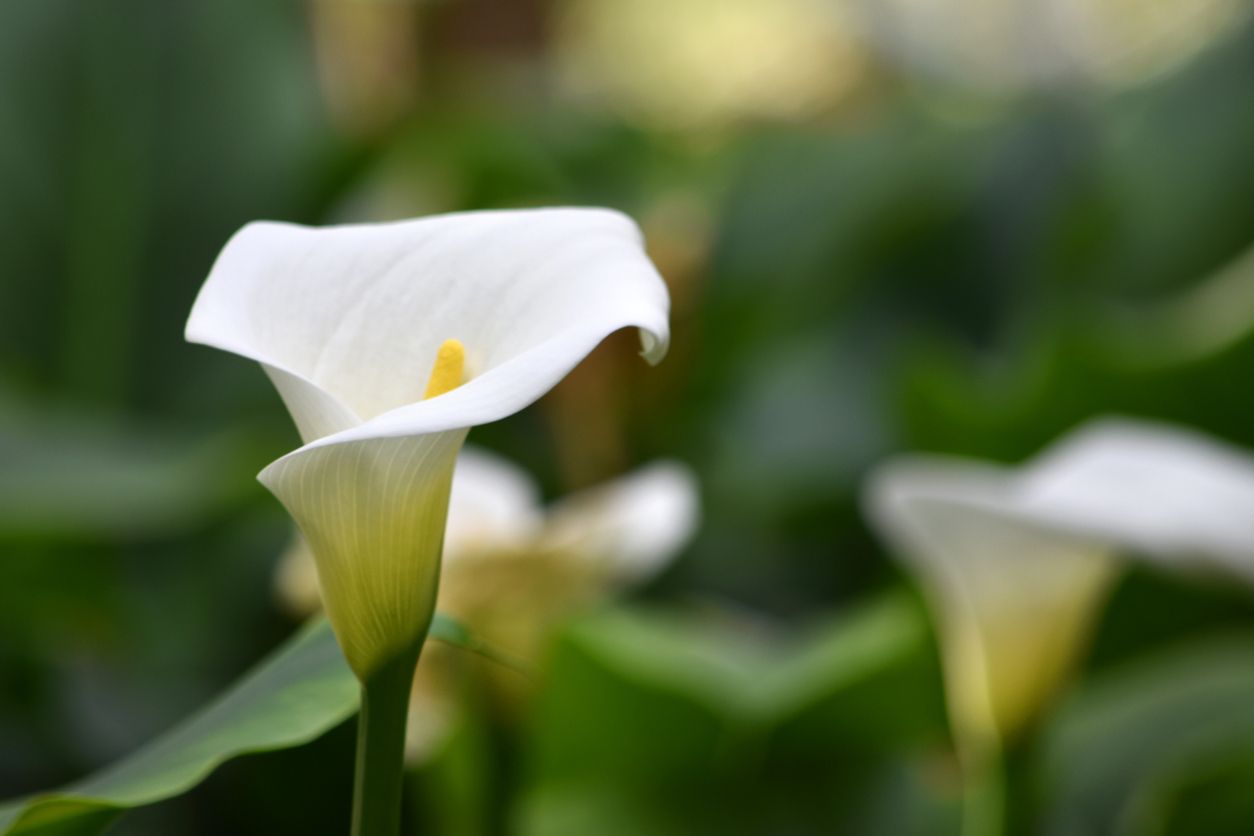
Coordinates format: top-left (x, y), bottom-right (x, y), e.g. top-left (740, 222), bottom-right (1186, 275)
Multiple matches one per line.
top-left (1041, 636), bottom-right (1254, 836)
top-left (0, 613), bottom-right (502, 835)
top-left (0, 618), bottom-right (353, 835)
top-left (539, 592), bottom-right (939, 726)
top-left (522, 595), bottom-right (952, 836)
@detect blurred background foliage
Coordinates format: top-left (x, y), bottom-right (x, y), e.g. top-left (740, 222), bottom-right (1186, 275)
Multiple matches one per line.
top-left (2, 0), bottom-right (1254, 833)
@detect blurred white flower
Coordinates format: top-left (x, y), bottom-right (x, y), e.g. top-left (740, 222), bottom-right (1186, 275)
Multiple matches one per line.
top-left (868, 0), bottom-right (1251, 93)
top-left (278, 446), bottom-right (701, 760)
top-left (554, 0), bottom-right (868, 133)
top-left (864, 418), bottom-right (1254, 759)
top-left (186, 208), bottom-right (671, 680)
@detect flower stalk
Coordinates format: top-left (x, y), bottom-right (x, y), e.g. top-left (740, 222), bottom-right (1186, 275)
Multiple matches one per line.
top-left (352, 644), bottom-right (423, 836)
top-left (960, 754), bottom-right (1003, 836)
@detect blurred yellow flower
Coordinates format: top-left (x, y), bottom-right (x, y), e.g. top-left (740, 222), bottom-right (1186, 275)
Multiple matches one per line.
top-left (279, 446), bottom-right (700, 760)
top-left (553, 0), bottom-right (868, 132)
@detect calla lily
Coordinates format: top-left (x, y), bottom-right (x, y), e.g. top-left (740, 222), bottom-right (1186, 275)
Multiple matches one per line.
top-left (864, 417), bottom-right (1254, 761)
top-left (186, 208), bottom-right (671, 681)
top-left (279, 445), bottom-right (701, 760)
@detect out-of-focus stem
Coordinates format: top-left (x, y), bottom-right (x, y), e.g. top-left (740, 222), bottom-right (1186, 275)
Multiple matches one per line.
top-left (961, 753), bottom-right (1005, 836)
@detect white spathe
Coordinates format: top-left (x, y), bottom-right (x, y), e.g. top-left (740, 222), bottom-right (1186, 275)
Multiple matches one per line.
top-left (864, 417), bottom-right (1254, 757)
top-left (277, 445), bottom-right (701, 760)
top-left (187, 208), bottom-right (671, 678)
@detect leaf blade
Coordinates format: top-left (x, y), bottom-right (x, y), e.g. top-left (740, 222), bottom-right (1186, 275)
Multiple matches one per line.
top-left (0, 611), bottom-right (514, 835)
top-left (0, 618), bottom-right (357, 835)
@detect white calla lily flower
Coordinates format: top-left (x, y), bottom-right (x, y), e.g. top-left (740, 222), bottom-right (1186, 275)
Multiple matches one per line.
top-left (864, 417), bottom-right (1254, 758)
top-left (279, 445), bottom-right (700, 760)
top-left (187, 208), bottom-right (671, 680)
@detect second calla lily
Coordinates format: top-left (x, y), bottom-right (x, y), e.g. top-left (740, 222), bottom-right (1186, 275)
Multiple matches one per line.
top-left (186, 208), bottom-right (671, 681)
top-left (865, 418), bottom-right (1254, 764)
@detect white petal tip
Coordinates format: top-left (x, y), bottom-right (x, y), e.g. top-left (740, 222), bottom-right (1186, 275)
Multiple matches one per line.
top-left (638, 328), bottom-right (669, 366)
top-left (545, 459), bottom-right (700, 585)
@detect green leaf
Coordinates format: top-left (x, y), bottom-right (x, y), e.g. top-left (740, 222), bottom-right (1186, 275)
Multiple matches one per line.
top-left (0, 618), bottom-right (354, 835)
top-left (0, 613), bottom-right (504, 835)
top-left (1041, 636), bottom-right (1254, 836)
top-left (521, 594), bottom-right (952, 836)
top-left (537, 592), bottom-right (939, 728)
top-left (429, 612), bottom-right (530, 674)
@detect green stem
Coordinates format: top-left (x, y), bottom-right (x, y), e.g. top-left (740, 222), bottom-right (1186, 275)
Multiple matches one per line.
top-left (352, 648), bottom-right (421, 836)
top-left (960, 729), bottom-right (1043, 836)
top-left (961, 753), bottom-right (1005, 836)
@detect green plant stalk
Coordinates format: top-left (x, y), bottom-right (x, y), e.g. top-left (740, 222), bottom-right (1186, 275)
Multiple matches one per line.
top-left (351, 646), bottom-right (422, 836)
top-left (961, 754), bottom-right (1004, 836)
top-left (961, 735), bottom-right (1040, 836)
